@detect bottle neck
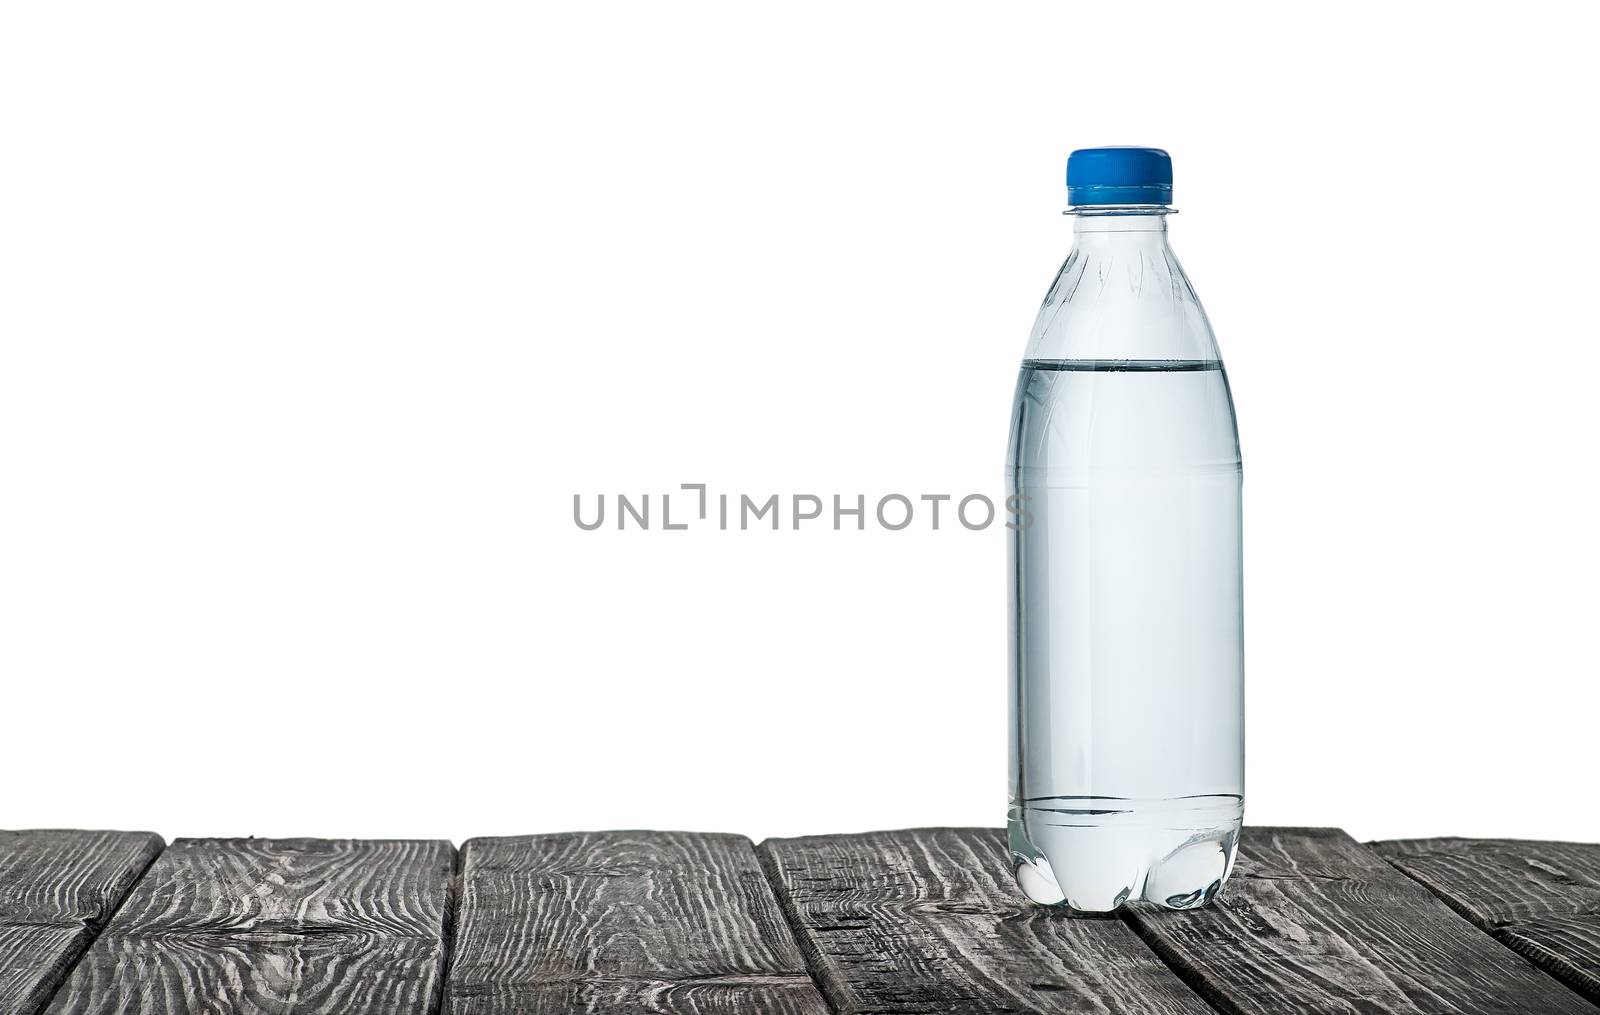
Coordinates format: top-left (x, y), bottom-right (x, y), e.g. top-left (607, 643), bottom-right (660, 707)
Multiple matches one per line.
top-left (1070, 208), bottom-right (1171, 249)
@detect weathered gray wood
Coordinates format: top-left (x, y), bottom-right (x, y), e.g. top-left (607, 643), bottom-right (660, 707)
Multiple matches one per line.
top-left (758, 827), bottom-right (1212, 1014)
top-left (43, 837), bottom-right (454, 1015)
top-left (1375, 837), bottom-right (1600, 1006)
top-left (0, 830), bottom-right (163, 1015)
top-left (1123, 827), bottom-right (1597, 1014)
top-left (446, 831), bottom-right (828, 1014)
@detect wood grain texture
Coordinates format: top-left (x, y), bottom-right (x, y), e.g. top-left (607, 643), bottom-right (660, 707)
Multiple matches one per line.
top-left (0, 830), bottom-right (163, 1015)
top-left (1375, 837), bottom-right (1600, 1006)
top-left (43, 837), bottom-right (454, 1015)
top-left (1123, 827), bottom-right (1598, 1014)
top-left (445, 831), bottom-right (829, 1015)
top-left (758, 827), bottom-right (1212, 1014)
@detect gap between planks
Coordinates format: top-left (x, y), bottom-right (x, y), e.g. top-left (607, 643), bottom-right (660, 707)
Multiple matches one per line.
top-left (0, 831), bottom-right (163, 1015)
top-left (12, 836), bottom-right (462, 1015)
top-left (1374, 837), bottom-right (1600, 1010)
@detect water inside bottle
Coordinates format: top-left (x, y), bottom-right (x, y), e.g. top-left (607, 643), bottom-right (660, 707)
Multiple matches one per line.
top-left (1008, 358), bottom-right (1244, 912)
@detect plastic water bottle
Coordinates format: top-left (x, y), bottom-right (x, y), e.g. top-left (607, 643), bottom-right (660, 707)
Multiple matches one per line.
top-left (1007, 147), bottom-right (1243, 912)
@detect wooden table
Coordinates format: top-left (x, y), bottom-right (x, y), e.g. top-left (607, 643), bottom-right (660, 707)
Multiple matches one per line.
top-left (1, 827), bottom-right (1596, 1014)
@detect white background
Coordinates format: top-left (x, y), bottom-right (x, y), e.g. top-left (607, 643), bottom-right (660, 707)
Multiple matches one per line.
top-left (3, 2), bottom-right (1596, 844)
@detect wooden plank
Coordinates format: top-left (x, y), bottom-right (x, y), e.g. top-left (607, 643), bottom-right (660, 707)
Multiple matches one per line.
top-left (1122, 827), bottom-right (1598, 1014)
top-left (0, 830), bottom-right (163, 1015)
top-left (43, 837), bottom-right (454, 1015)
top-left (445, 830), bottom-right (829, 1014)
top-left (758, 827), bottom-right (1212, 1014)
top-left (1375, 837), bottom-right (1600, 1006)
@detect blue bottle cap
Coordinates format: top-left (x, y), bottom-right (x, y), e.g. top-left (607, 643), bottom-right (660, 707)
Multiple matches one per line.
top-left (1066, 147), bottom-right (1173, 206)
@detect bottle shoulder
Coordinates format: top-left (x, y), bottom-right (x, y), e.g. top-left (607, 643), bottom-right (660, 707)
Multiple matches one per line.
top-left (1025, 244), bottom-right (1220, 364)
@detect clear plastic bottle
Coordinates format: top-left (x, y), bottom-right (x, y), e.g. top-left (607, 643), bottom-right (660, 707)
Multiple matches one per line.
top-left (1007, 147), bottom-right (1243, 912)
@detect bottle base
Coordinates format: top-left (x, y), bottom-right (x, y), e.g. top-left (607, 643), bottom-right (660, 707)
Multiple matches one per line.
top-left (1008, 795), bottom-right (1241, 913)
